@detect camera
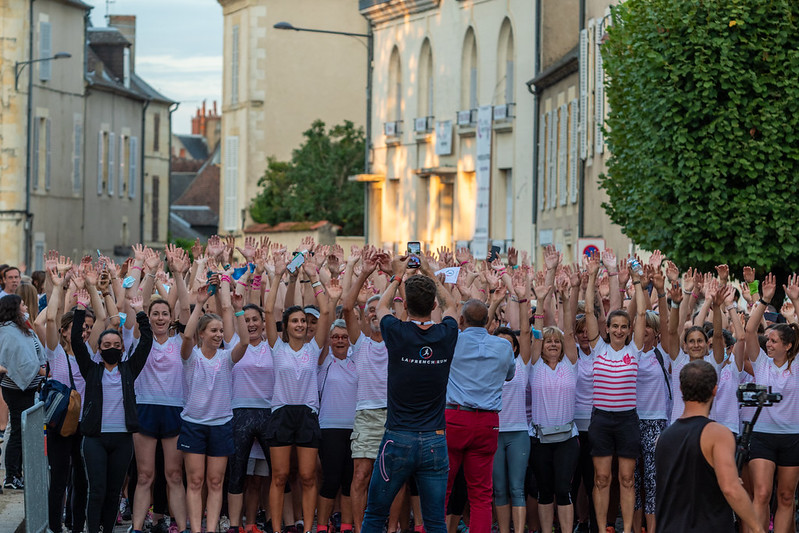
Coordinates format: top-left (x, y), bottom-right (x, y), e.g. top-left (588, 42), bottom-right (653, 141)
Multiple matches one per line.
top-left (736, 383), bottom-right (782, 407)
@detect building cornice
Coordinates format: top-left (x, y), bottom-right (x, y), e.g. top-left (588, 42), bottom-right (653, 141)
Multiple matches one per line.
top-left (359, 0), bottom-right (440, 24)
top-left (527, 46), bottom-right (579, 92)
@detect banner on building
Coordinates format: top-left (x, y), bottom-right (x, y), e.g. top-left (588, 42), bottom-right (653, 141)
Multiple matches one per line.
top-left (435, 120), bottom-right (453, 155)
top-left (471, 106), bottom-right (493, 259)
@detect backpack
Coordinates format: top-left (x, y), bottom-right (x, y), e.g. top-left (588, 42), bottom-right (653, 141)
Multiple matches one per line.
top-left (40, 351), bottom-right (81, 437)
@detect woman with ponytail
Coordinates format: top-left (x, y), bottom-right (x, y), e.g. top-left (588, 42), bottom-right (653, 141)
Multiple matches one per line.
top-left (746, 273), bottom-right (799, 533)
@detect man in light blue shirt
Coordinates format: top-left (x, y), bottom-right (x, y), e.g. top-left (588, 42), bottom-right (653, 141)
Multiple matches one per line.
top-left (444, 299), bottom-right (515, 533)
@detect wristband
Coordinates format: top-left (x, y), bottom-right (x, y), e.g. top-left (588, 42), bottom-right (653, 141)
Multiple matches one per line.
top-left (658, 292), bottom-right (666, 298)
top-left (314, 288), bottom-right (325, 297)
top-left (236, 280), bottom-right (248, 286)
top-left (299, 279), bottom-right (310, 283)
top-left (607, 271), bottom-right (619, 277)
top-left (234, 310), bottom-right (244, 317)
top-left (748, 280), bottom-right (760, 294)
top-left (692, 292), bottom-right (700, 299)
top-left (220, 275), bottom-right (232, 284)
top-left (725, 304), bottom-right (736, 311)
top-left (389, 275), bottom-right (399, 284)
top-left (682, 288), bottom-right (692, 295)
top-left (393, 297), bottom-right (404, 302)
top-left (517, 298), bottom-right (528, 304)
top-left (670, 300), bottom-right (680, 309)
top-left (131, 265), bottom-right (143, 272)
top-left (532, 328), bottom-right (543, 340)
top-left (512, 265), bottom-right (520, 270)
top-left (619, 289), bottom-right (626, 293)
top-left (534, 314), bottom-right (545, 320)
top-left (311, 281), bottom-right (322, 289)
top-left (632, 280), bottom-right (641, 285)
top-left (759, 298), bottom-right (771, 306)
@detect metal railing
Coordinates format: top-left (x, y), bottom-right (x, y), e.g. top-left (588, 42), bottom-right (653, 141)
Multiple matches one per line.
top-left (21, 401), bottom-right (48, 533)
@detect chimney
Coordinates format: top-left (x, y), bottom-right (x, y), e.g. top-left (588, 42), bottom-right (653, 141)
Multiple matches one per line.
top-left (109, 15), bottom-right (136, 69)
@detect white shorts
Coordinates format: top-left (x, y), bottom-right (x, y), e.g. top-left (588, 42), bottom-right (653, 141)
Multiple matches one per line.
top-left (246, 457), bottom-right (270, 477)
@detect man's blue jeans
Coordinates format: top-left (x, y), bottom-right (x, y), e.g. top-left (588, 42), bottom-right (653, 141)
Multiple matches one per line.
top-left (361, 429), bottom-right (449, 533)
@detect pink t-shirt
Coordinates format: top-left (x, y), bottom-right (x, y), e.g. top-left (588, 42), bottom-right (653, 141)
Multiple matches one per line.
top-left (135, 335), bottom-right (184, 407)
top-left (351, 333), bottom-right (388, 411)
top-left (231, 341), bottom-right (274, 410)
top-left (101, 367), bottom-right (127, 432)
top-left (318, 352), bottom-right (358, 429)
top-left (709, 360), bottom-right (742, 434)
top-left (46, 345), bottom-right (86, 402)
top-left (592, 338), bottom-right (639, 412)
top-left (499, 357), bottom-right (530, 432)
top-left (751, 348), bottom-right (799, 433)
top-left (670, 350), bottom-right (720, 423)
top-left (271, 338), bottom-right (322, 413)
top-left (635, 344), bottom-right (671, 420)
top-left (181, 348), bottom-right (235, 426)
top-left (529, 357), bottom-right (578, 438)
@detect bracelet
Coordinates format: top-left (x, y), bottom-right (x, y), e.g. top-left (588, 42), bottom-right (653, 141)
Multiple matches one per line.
top-left (131, 265), bottom-right (143, 272)
top-left (146, 273), bottom-right (156, 278)
top-left (237, 280), bottom-right (248, 286)
top-left (725, 304), bottom-right (736, 311)
top-left (314, 288), bottom-right (325, 297)
top-left (517, 298), bottom-right (528, 304)
top-left (300, 279), bottom-right (311, 284)
top-left (619, 289), bottom-right (626, 293)
top-left (220, 275), bottom-right (232, 284)
top-left (510, 295), bottom-right (519, 302)
top-left (234, 310), bottom-right (244, 317)
top-left (311, 281), bottom-right (323, 288)
top-left (682, 289), bottom-right (692, 295)
top-left (607, 271), bottom-right (619, 277)
top-left (512, 265), bottom-right (520, 270)
top-left (692, 292), bottom-right (700, 299)
top-left (670, 300), bottom-right (680, 309)
top-left (389, 275), bottom-right (398, 284)
top-left (658, 292), bottom-right (666, 298)
top-left (632, 280), bottom-right (641, 285)
top-left (533, 314), bottom-right (545, 320)
top-left (393, 297), bottom-right (404, 302)
top-left (760, 298), bottom-right (771, 306)
top-left (478, 289), bottom-right (486, 294)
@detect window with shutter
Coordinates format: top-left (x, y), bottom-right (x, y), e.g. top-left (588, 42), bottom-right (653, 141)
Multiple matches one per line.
top-left (129, 136), bottom-right (138, 198)
top-left (97, 131), bottom-right (104, 195)
top-left (108, 132), bottom-right (115, 195)
top-left (559, 105), bottom-right (568, 207)
top-left (39, 22), bottom-right (52, 81)
top-left (569, 100), bottom-right (579, 204)
top-left (595, 23), bottom-right (605, 155)
top-left (119, 135), bottom-right (126, 196)
top-left (223, 137), bottom-right (239, 231)
top-left (547, 110), bottom-right (556, 209)
top-left (45, 119), bottom-right (51, 191)
top-left (72, 117), bottom-right (82, 193)
top-left (537, 113), bottom-right (546, 212)
top-left (579, 28), bottom-right (589, 161)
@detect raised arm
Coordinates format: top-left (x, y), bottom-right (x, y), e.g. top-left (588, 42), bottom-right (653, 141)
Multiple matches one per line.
top-left (230, 293), bottom-right (249, 364)
top-left (710, 283), bottom-right (725, 365)
top-left (45, 267), bottom-right (64, 351)
top-left (419, 258), bottom-right (457, 320)
top-left (745, 271), bottom-right (773, 362)
top-left (530, 283), bottom-right (551, 366)
top-left (218, 268), bottom-right (236, 344)
top-left (263, 252), bottom-right (287, 348)
top-left (70, 296), bottom-right (94, 378)
top-left (181, 286), bottom-right (210, 360)
top-left (559, 275), bottom-right (578, 364)
top-left (304, 260), bottom-right (333, 348)
top-left (630, 265), bottom-right (648, 351)
top-left (342, 251), bottom-right (374, 342)
top-left (513, 270), bottom-right (533, 364)
top-left (127, 296), bottom-right (153, 377)
top-left (603, 249), bottom-right (622, 312)
top-left (377, 256), bottom-right (408, 322)
top-left (584, 253), bottom-right (601, 349)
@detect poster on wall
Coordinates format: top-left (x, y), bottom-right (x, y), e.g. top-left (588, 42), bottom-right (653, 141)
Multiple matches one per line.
top-left (435, 120), bottom-right (453, 155)
top-left (471, 106), bottom-right (493, 259)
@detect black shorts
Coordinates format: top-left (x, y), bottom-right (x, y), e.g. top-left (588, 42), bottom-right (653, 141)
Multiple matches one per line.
top-left (266, 405), bottom-right (321, 448)
top-left (588, 408), bottom-right (640, 458)
top-left (749, 432), bottom-right (799, 466)
top-left (137, 404), bottom-right (182, 439)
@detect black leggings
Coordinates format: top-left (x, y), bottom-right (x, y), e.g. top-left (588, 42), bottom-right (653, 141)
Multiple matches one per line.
top-left (48, 429), bottom-right (87, 533)
top-left (319, 428), bottom-right (354, 499)
top-left (82, 432), bottom-right (134, 533)
top-left (1, 386), bottom-right (36, 479)
top-left (229, 408), bottom-right (271, 494)
top-left (530, 436), bottom-right (580, 505)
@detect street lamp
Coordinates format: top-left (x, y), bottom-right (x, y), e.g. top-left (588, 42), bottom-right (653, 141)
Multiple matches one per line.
top-left (15, 52), bottom-right (71, 91)
top-left (273, 20), bottom-right (374, 241)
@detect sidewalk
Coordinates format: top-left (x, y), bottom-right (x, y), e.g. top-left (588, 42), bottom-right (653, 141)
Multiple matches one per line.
top-left (0, 426), bottom-right (25, 533)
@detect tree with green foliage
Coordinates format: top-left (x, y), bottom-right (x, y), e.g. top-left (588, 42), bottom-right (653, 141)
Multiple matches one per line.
top-left (250, 120), bottom-right (365, 235)
top-left (600, 0), bottom-right (799, 279)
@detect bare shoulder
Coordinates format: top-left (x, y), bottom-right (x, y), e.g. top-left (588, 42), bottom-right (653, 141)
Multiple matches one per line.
top-left (700, 420), bottom-right (735, 466)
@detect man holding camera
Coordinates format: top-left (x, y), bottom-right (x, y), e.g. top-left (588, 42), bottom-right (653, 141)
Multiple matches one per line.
top-left (655, 360), bottom-right (764, 533)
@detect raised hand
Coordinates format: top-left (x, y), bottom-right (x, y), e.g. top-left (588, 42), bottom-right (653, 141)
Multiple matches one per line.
top-left (191, 238), bottom-right (204, 260)
top-left (327, 278), bottom-right (343, 301)
top-left (144, 248), bottom-right (160, 272)
top-left (601, 248), bottom-right (618, 272)
top-left (206, 235), bottom-right (225, 261)
top-left (652, 265), bottom-right (665, 294)
top-left (784, 273), bottom-right (799, 302)
top-left (258, 235), bottom-right (271, 251)
top-left (781, 301), bottom-right (796, 323)
top-left (236, 236), bottom-right (257, 263)
top-left (665, 260), bottom-right (679, 283)
top-left (129, 295), bottom-right (144, 313)
top-left (544, 245), bottom-right (562, 270)
top-left (132, 243), bottom-right (146, 262)
top-left (586, 252), bottom-right (600, 276)
top-left (348, 245), bottom-right (362, 265)
top-left (715, 264), bottom-right (729, 284)
top-left (231, 292), bottom-right (244, 311)
top-left (76, 289), bottom-right (90, 308)
top-left (57, 255), bottom-right (73, 274)
top-left (84, 263), bottom-right (99, 287)
top-left (273, 251), bottom-right (288, 276)
top-left (532, 280), bottom-right (552, 301)
top-left (762, 273), bottom-right (776, 302)
top-left (195, 285), bottom-right (211, 306)
top-left (648, 249), bottom-right (663, 270)
top-left (45, 250), bottom-right (58, 272)
top-left (48, 265), bottom-right (64, 287)
top-left (507, 247), bottom-right (518, 267)
top-left (743, 266), bottom-right (756, 284)
top-left (455, 247), bottom-right (472, 265)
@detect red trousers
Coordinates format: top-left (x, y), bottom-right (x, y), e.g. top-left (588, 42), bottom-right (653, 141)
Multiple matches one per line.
top-left (444, 409), bottom-right (499, 533)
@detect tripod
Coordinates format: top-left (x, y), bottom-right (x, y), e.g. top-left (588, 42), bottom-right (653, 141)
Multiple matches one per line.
top-left (736, 390), bottom-right (769, 473)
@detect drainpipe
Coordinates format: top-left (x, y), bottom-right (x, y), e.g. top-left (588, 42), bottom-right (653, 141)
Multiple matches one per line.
top-left (23, 0), bottom-right (35, 271)
top-left (529, 0), bottom-right (542, 228)
top-left (139, 98), bottom-right (150, 244)
top-left (167, 102), bottom-right (179, 242)
top-left (578, 0), bottom-right (586, 239)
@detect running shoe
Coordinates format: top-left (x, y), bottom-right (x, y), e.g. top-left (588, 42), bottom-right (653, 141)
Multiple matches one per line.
top-left (152, 518), bottom-right (171, 533)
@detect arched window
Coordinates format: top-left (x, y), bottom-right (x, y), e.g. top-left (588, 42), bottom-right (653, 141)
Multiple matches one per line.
top-left (497, 18), bottom-right (514, 105)
top-left (418, 39), bottom-right (433, 118)
top-left (461, 28), bottom-right (478, 111)
top-left (388, 47), bottom-right (402, 122)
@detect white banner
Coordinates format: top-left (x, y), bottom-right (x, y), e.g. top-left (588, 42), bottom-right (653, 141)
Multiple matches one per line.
top-left (434, 266), bottom-right (461, 284)
top-left (471, 105), bottom-right (493, 259)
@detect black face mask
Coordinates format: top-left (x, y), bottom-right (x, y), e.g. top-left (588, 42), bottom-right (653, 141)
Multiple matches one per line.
top-left (100, 348), bottom-right (122, 365)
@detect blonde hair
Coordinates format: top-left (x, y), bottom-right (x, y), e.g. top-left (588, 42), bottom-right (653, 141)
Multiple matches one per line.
top-left (542, 326), bottom-right (566, 362)
top-left (644, 310), bottom-right (660, 333)
top-left (196, 313), bottom-right (222, 347)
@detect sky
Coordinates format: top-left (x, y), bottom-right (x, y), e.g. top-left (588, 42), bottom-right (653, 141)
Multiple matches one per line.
top-left (84, 0), bottom-right (223, 134)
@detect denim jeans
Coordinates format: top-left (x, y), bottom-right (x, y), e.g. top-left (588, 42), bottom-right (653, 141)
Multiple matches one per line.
top-left (361, 429), bottom-right (449, 533)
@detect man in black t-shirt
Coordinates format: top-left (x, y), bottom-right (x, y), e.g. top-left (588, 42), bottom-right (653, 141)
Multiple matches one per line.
top-left (361, 255), bottom-right (458, 533)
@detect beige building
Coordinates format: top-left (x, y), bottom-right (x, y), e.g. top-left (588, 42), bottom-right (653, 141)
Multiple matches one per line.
top-left (217, 0), bottom-right (368, 235)
top-left (359, 0), bottom-right (535, 257)
top-left (528, 0), bottom-right (632, 264)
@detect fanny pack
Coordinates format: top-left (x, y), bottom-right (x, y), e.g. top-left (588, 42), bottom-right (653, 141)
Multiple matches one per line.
top-left (535, 421), bottom-right (574, 444)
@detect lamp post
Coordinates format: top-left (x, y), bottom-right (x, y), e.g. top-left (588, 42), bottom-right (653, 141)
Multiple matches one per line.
top-left (17, 50), bottom-right (72, 271)
top-left (273, 20), bottom-right (373, 242)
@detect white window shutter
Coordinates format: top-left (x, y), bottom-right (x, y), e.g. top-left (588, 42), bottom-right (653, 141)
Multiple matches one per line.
top-left (72, 118), bottom-right (82, 193)
top-left (537, 113), bottom-right (546, 212)
top-left (224, 136), bottom-right (239, 231)
top-left (97, 131), bottom-right (104, 195)
top-left (129, 136), bottom-right (138, 198)
top-left (579, 28), bottom-right (589, 161)
top-left (569, 99), bottom-right (579, 204)
top-left (547, 110), bottom-right (556, 209)
top-left (39, 22), bottom-right (52, 81)
top-left (45, 119), bottom-right (51, 190)
top-left (107, 132), bottom-right (115, 195)
top-left (594, 23), bottom-right (605, 155)
top-left (559, 104), bottom-right (568, 206)
top-left (119, 136), bottom-right (125, 196)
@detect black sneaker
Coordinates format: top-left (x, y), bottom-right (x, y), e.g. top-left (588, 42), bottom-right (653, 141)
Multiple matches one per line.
top-left (152, 518), bottom-right (170, 533)
top-left (4, 477), bottom-right (23, 490)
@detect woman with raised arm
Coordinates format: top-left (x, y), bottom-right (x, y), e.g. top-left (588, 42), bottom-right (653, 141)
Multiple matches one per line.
top-left (71, 293), bottom-right (152, 533)
top-left (263, 252), bottom-right (332, 533)
top-left (492, 270), bottom-right (533, 533)
top-left (745, 273), bottom-right (799, 533)
top-left (129, 245), bottom-right (191, 533)
top-left (179, 282), bottom-right (248, 533)
top-left (708, 283), bottom-right (745, 436)
top-left (528, 273), bottom-right (580, 533)
top-left (584, 253), bottom-right (647, 533)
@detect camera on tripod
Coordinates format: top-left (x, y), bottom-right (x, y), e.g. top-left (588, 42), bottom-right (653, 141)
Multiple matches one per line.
top-left (736, 383), bottom-right (782, 407)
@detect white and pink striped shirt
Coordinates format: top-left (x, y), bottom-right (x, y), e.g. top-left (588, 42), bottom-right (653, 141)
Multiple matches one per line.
top-left (499, 357), bottom-right (530, 432)
top-left (709, 360), bottom-right (741, 434)
top-left (46, 345), bottom-right (86, 405)
top-left (181, 348), bottom-right (235, 426)
top-left (592, 338), bottom-right (640, 412)
top-left (135, 335), bottom-right (184, 407)
top-left (636, 344), bottom-right (671, 420)
top-left (271, 338), bottom-right (322, 413)
top-left (101, 367), bottom-right (127, 432)
top-left (318, 351), bottom-right (358, 429)
top-left (574, 349), bottom-right (595, 430)
top-left (231, 341), bottom-right (274, 410)
top-left (351, 333), bottom-right (388, 411)
top-left (529, 357), bottom-right (578, 438)
top-left (751, 348), bottom-right (799, 433)
top-left (669, 350), bottom-right (720, 423)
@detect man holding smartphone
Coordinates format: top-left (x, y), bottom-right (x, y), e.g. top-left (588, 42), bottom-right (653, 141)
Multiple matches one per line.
top-left (361, 254), bottom-right (458, 533)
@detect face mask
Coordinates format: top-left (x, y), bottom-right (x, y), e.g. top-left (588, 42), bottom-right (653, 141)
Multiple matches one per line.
top-left (100, 348), bottom-right (122, 365)
top-left (22, 312), bottom-right (29, 321)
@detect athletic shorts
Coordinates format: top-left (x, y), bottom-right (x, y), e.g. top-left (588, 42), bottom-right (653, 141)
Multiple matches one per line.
top-left (136, 404), bottom-right (182, 439)
top-left (247, 458), bottom-right (270, 477)
top-left (351, 408), bottom-right (387, 459)
top-left (588, 408), bottom-right (640, 458)
top-left (749, 432), bottom-right (799, 466)
top-left (266, 405), bottom-right (321, 448)
top-left (177, 419), bottom-right (234, 457)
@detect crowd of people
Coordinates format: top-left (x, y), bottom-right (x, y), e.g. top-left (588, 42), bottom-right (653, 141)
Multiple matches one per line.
top-left (0, 236), bottom-right (796, 533)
